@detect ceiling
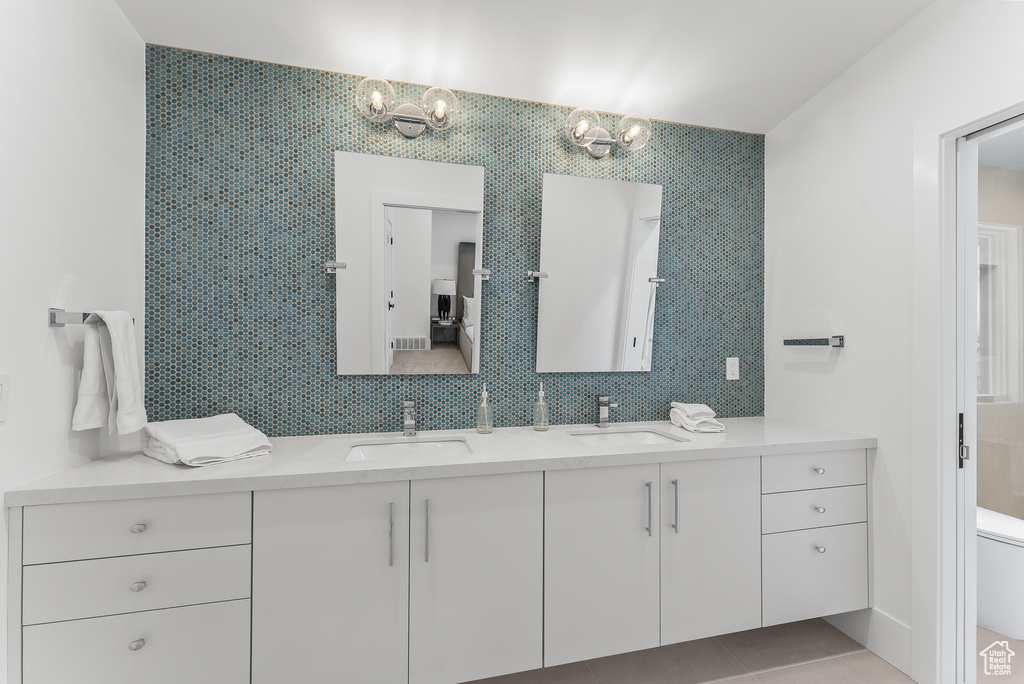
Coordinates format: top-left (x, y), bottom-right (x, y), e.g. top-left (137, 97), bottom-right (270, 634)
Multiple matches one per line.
top-left (114, 0), bottom-right (935, 134)
top-left (980, 125), bottom-right (1024, 172)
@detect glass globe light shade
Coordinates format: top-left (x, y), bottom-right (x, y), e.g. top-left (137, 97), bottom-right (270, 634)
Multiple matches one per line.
top-left (421, 87), bottom-right (459, 131)
top-left (564, 108), bottom-right (600, 147)
top-left (354, 78), bottom-right (397, 122)
top-left (615, 114), bottom-right (652, 151)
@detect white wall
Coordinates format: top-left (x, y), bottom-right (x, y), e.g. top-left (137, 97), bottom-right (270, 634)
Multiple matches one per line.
top-left (430, 210), bottom-right (477, 318)
top-left (765, 1), bottom-right (1024, 681)
top-left (0, 0), bottom-right (144, 679)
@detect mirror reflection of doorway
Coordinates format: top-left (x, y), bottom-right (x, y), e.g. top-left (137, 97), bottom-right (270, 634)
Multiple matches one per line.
top-left (385, 206), bottom-right (476, 375)
top-left (973, 122), bottom-right (1024, 682)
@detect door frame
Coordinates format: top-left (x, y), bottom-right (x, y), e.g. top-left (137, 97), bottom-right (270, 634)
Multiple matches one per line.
top-left (942, 103), bottom-right (1024, 684)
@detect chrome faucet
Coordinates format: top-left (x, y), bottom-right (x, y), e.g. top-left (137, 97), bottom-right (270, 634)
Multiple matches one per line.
top-left (403, 400), bottom-right (417, 436)
top-left (596, 395), bottom-right (619, 428)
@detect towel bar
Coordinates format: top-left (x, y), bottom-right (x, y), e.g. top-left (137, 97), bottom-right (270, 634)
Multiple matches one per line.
top-left (783, 335), bottom-right (845, 348)
top-left (48, 308), bottom-right (135, 328)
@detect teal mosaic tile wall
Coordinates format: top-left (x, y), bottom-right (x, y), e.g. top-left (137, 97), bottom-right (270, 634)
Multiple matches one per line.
top-left (145, 46), bottom-right (764, 436)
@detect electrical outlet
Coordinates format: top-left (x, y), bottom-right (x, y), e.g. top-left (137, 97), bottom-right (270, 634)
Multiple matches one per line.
top-left (0, 375), bottom-right (9, 421)
top-left (726, 358), bottom-right (739, 381)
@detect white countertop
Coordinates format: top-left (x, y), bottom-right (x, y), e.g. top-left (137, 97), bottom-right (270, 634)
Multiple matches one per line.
top-left (4, 417), bottom-right (876, 508)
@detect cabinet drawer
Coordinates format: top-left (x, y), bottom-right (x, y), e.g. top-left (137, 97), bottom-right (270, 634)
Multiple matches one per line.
top-left (761, 449), bottom-right (866, 494)
top-left (23, 492), bottom-right (252, 564)
top-left (761, 485), bottom-right (866, 534)
top-left (22, 599), bottom-right (250, 684)
top-left (762, 523), bottom-right (868, 626)
top-left (23, 544), bottom-right (251, 625)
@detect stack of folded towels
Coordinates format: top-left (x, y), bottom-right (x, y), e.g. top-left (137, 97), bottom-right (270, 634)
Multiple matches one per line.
top-left (142, 413), bottom-right (273, 467)
top-left (670, 403), bottom-right (726, 433)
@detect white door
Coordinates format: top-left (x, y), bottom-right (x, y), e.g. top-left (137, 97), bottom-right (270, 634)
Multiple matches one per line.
top-left (251, 482), bottom-right (410, 684)
top-left (385, 210), bottom-right (396, 371)
top-left (661, 457), bottom-right (761, 644)
top-left (409, 472), bottom-right (543, 684)
top-left (544, 464), bottom-right (661, 666)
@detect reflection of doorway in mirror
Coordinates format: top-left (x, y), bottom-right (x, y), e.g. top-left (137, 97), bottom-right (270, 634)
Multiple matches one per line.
top-left (621, 217), bottom-right (661, 371)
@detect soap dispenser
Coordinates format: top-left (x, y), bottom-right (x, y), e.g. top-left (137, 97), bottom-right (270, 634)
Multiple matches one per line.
top-left (533, 382), bottom-right (549, 431)
top-left (476, 382), bottom-right (494, 434)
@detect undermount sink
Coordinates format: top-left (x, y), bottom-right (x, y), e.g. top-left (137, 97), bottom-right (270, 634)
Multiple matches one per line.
top-left (568, 427), bottom-right (689, 447)
top-left (346, 437), bottom-right (473, 462)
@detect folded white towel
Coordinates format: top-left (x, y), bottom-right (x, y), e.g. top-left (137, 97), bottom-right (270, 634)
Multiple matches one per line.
top-left (72, 311), bottom-right (147, 434)
top-left (142, 413), bottom-right (272, 467)
top-left (670, 408), bottom-right (726, 433)
top-left (670, 402), bottom-right (716, 420)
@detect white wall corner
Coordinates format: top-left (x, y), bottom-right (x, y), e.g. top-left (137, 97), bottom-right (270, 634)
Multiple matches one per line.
top-left (826, 608), bottom-right (912, 676)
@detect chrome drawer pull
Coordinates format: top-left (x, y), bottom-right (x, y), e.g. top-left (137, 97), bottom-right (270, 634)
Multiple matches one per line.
top-left (128, 638), bottom-right (146, 651)
top-left (129, 581), bottom-right (147, 593)
top-left (645, 482), bottom-right (653, 537)
top-left (671, 479), bottom-right (680, 534)
top-left (815, 545), bottom-right (827, 554)
top-left (814, 468), bottom-right (825, 475)
top-left (129, 523), bottom-right (148, 534)
top-left (814, 506), bottom-right (826, 514)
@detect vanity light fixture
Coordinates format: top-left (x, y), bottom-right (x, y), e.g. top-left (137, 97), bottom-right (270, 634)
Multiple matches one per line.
top-left (354, 78), bottom-right (460, 138)
top-left (564, 108), bottom-right (652, 158)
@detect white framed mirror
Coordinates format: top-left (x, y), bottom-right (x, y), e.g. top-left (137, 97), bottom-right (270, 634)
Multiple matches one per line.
top-left (536, 173), bottom-right (663, 373)
top-left (334, 152), bottom-right (485, 375)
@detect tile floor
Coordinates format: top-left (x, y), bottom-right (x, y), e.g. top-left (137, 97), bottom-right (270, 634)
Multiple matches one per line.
top-left (465, 619), bottom-right (915, 684)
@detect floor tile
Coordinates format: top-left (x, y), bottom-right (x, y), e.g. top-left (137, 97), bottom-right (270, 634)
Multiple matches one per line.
top-left (753, 651), bottom-right (914, 683)
top-left (715, 619), bottom-right (863, 672)
top-left (978, 625), bottom-right (1024, 682)
top-left (462, 661), bottom-right (596, 684)
top-left (586, 637), bottom-right (748, 684)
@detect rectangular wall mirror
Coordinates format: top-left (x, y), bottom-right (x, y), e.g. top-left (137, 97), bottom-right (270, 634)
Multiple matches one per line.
top-left (335, 152), bottom-right (485, 375)
top-left (536, 173), bottom-right (663, 373)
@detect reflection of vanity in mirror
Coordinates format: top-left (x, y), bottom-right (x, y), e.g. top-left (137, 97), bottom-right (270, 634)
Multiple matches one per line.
top-left (334, 152), bottom-right (484, 375)
top-left (536, 174), bottom-right (663, 373)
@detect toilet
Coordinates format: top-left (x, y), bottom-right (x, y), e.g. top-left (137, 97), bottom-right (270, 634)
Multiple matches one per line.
top-left (977, 506), bottom-right (1024, 639)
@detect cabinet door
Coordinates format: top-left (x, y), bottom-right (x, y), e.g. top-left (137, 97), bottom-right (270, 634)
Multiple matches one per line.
top-left (252, 482), bottom-right (410, 684)
top-left (409, 472), bottom-right (543, 684)
top-left (544, 464), bottom-right (661, 666)
top-left (661, 457), bottom-right (762, 644)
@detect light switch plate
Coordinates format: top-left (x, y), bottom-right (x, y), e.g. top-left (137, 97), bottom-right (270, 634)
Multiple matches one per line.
top-left (726, 358), bottom-right (739, 381)
top-left (0, 375), bottom-right (9, 421)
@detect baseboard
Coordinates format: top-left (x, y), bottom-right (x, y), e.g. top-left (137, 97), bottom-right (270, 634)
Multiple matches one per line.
top-left (826, 607), bottom-right (912, 677)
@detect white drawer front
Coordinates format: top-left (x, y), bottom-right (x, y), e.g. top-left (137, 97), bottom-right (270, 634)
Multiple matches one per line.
top-left (761, 449), bottom-right (866, 494)
top-left (23, 599), bottom-right (250, 684)
top-left (23, 545), bottom-right (251, 625)
top-left (23, 492), bottom-right (252, 564)
top-left (762, 522), bottom-right (868, 626)
top-left (761, 485), bottom-right (867, 534)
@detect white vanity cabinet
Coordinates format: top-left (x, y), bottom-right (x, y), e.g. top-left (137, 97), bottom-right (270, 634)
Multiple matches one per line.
top-left (761, 449), bottom-right (869, 626)
top-left (252, 472), bottom-right (543, 684)
top-left (252, 480), bottom-right (411, 684)
top-left (18, 492), bottom-right (252, 684)
top-left (661, 456), bottom-right (762, 644)
top-left (544, 464), bottom-right (662, 666)
top-left (409, 472), bottom-right (543, 684)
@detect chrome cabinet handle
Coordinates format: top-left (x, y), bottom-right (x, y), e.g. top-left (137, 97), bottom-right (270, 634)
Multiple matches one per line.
top-left (645, 482), bottom-right (653, 537)
top-left (814, 468), bottom-right (825, 475)
top-left (815, 545), bottom-right (827, 554)
top-left (671, 479), bottom-right (680, 534)
top-left (129, 581), bottom-right (147, 593)
top-left (389, 502), bottom-right (395, 568)
top-left (128, 638), bottom-right (146, 651)
top-left (129, 523), bottom-right (147, 534)
top-left (814, 506), bottom-right (826, 514)
top-left (424, 499), bottom-right (430, 563)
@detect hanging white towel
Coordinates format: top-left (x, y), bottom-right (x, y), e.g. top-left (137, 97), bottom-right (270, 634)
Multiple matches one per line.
top-left (71, 311), bottom-right (147, 434)
top-left (670, 402), bottom-right (717, 420)
top-left (142, 413), bottom-right (272, 467)
top-left (670, 408), bottom-right (726, 433)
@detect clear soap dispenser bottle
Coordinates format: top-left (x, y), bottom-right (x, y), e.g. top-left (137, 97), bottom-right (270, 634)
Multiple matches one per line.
top-left (476, 382), bottom-right (494, 434)
top-left (533, 382), bottom-right (549, 431)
